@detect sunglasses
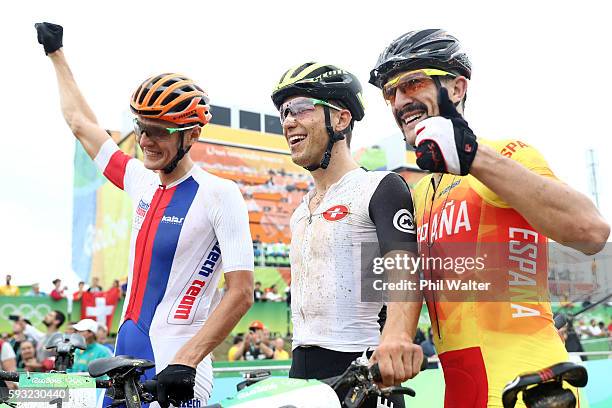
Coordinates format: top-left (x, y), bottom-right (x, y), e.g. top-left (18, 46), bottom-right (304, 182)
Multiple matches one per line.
top-left (382, 69), bottom-right (455, 105)
top-left (279, 97), bottom-right (342, 125)
top-left (133, 118), bottom-right (199, 142)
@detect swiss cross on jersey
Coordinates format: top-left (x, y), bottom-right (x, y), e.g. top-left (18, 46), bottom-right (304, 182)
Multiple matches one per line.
top-left (322, 205), bottom-right (350, 221)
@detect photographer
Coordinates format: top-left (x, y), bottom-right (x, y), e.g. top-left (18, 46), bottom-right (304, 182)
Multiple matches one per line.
top-left (232, 321), bottom-right (274, 361)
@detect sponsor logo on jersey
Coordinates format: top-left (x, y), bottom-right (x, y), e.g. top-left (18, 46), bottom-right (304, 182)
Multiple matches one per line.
top-left (393, 209), bottom-right (416, 234)
top-left (161, 215), bottom-right (185, 225)
top-left (437, 179), bottom-right (461, 198)
top-left (133, 199), bottom-right (151, 231)
top-left (169, 241), bottom-right (222, 323)
top-left (322, 205), bottom-right (349, 221)
top-left (136, 199), bottom-right (150, 217)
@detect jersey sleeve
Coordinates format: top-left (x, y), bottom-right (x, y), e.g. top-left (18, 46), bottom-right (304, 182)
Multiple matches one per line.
top-left (1, 342), bottom-right (16, 361)
top-left (471, 139), bottom-right (557, 208)
top-left (211, 180), bottom-right (255, 273)
top-left (368, 173), bottom-right (418, 256)
top-left (94, 139), bottom-right (152, 201)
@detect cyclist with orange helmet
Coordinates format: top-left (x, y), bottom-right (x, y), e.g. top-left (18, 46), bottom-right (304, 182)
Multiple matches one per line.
top-left (369, 29), bottom-right (610, 407)
top-left (35, 23), bottom-right (255, 407)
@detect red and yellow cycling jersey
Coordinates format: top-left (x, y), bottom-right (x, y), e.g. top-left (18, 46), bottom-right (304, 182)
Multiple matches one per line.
top-left (413, 139), bottom-right (573, 408)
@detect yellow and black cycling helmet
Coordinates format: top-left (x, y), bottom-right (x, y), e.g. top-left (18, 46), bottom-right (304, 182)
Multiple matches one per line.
top-left (271, 62), bottom-right (365, 122)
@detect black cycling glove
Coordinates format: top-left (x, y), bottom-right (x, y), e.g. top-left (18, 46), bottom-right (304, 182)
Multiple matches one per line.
top-left (414, 87), bottom-right (478, 175)
top-left (156, 364), bottom-right (196, 408)
top-left (34, 22), bottom-right (63, 55)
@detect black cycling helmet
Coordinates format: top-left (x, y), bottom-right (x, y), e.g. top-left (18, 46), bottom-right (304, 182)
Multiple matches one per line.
top-left (271, 63), bottom-right (365, 171)
top-left (272, 62), bottom-right (365, 121)
top-left (369, 29), bottom-right (471, 89)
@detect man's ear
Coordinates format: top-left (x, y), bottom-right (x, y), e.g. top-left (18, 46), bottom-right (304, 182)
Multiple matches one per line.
top-left (187, 126), bottom-right (202, 144)
top-left (334, 109), bottom-right (353, 133)
top-left (451, 76), bottom-right (468, 103)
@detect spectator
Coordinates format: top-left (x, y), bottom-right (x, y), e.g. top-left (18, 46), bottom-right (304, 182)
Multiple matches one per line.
top-left (17, 340), bottom-right (53, 372)
top-left (50, 279), bottom-right (67, 301)
top-left (22, 310), bottom-right (66, 362)
top-left (265, 285), bottom-right (282, 302)
top-left (608, 319), bottom-right (612, 336)
top-left (120, 280), bottom-right (128, 298)
top-left (0, 275), bottom-right (19, 296)
top-left (598, 321), bottom-right (607, 337)
top-left (273, 338), bottom-right (289, 360)
top-left (25, 283), bottom-right (46, 297)
top-left (227, 335), bottom-right (244, 362)
top-left (253, 235), bottom-right (262, 259)
top-left (67, 319), bottom-right (112, 374)
top-left (254, 282), bottom-right (264, 303)
top-left (588, 319), bottom-right (603, 337)
top-left (0, 337), bottom-right (17, 390)
top-left (577, 319), bottom-right (589, 339)
top-left (88, 277), bottom-right (103, 293)
top-left (8, 317), bottom-right (35, 367)
top-left (73, 282), bottom-right (86, 301)
top-left (232, 321), bottom-right (274, 361)
top-left (107, 280), bottom-right (121, 302)
top-left (420, 327), bottom-right (439, 369)
top-left (97, 323), bottom-right (114, 354)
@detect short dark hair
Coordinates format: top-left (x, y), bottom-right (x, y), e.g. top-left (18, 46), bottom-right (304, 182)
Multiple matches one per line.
top-left (53, 310), bottom-right (66, 328)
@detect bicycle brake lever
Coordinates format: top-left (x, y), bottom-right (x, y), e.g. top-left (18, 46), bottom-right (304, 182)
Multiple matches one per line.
top-left (343, 385), bottom-right (367, 408)
top-left (379, 385), bottom-right (416, 397)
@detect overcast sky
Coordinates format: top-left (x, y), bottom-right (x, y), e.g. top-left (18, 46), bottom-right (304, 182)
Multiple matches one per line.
top-left (2, 0), bottom-right (611, 288)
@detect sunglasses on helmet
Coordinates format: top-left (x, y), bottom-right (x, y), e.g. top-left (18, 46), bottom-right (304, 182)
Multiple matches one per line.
top-left (278, 97), bottom-right (342, 125)
top-left (133, 118), bottom-right (199, 141)
top-left (382, 69), bottom-right (455, 105)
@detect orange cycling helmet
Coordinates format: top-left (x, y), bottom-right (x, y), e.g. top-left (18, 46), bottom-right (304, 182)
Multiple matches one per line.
top-left (130, 73), bottom-right (212, 126)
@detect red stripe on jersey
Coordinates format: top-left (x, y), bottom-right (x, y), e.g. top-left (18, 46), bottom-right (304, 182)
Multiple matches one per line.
top-left (103, 150), bottom-right (131, 190)
top-left (125, 186), bottom-right (176, 324)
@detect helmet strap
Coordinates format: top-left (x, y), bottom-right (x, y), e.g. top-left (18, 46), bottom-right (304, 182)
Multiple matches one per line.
top-left (162, 132), bottom-right (191, 174)
top-left (304, 106), bottom-right (345, 172)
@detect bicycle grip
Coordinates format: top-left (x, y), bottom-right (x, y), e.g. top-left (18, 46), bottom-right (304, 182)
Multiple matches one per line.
top-left (143, 379), bottom-right (158, 396)
top-left (370, 357), bottom-right (428, 382)
top-left (0, 371), bottom-right (19, 382)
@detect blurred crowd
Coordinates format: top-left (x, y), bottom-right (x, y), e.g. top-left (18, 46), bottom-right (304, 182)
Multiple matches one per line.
top-left (253, 281), bottom-right (290, 304)
top-left (0, 274), bottom-right (127, 301)
top-left (252, 237), bottom-right (290, 267)
top-left (1, 312), bottom-right (114, 375)
top-left (227, 320), bottom-right (290, 361)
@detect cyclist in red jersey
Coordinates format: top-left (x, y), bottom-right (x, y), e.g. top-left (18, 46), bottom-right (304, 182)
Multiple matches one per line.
top-left (368, 29), bottom-right (610, 407)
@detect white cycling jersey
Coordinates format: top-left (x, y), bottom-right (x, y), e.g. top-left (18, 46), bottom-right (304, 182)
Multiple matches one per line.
top-left (290, 168), bottom-right (416, 352)
top-left (95, 139), bottom-right (254, 337)
top-left (94, 139), bottom-right (254, 404)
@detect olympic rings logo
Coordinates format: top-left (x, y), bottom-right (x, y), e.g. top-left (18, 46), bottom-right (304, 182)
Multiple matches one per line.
top-left (0, 303), bottom-right (52, 323)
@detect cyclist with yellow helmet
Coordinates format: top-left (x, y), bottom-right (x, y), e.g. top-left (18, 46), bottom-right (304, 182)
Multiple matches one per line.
top-left (369, 29), bottom-right (610, 407)
top-left (35, 23), bottom-right (255, 407)
top-left (271, 62), bottom-right (423, 407)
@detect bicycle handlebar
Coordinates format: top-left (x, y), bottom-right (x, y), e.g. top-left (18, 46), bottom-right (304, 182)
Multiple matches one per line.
top-left (0, 372), bottom-right (19, 382)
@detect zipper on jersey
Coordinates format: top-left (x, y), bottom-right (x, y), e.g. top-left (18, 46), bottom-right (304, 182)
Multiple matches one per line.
top-left (126, 185), bottom-right (167, 320)
top-left (299, 213), bottom-right (311, 322)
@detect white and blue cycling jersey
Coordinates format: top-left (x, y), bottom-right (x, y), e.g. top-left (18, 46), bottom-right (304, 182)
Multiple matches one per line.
top-left (94, 139), bottom-right (254, 405)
